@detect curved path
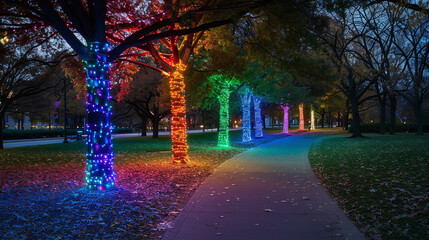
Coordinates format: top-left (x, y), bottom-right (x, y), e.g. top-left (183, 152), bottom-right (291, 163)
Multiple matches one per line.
top-left (162, 132), bottom-right (365, 240)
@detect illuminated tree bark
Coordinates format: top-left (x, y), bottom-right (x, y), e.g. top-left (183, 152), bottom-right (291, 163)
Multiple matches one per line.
top-left (240, 88), bottom-right (253, 142)
top-left (253, 96), bottom-right (263, 138)
top-left (281, 105), bottom-right (289, 134)
top-left (169, 63), bottom-right (189, 163)
top-left (83, 42), bottom-right (115, 190)
top-left (310, 105), bottom-right (315, 130)
top-left (218, 84), bottom-right (232, 147)
top-left (299, 103), bottom-right (305, 131)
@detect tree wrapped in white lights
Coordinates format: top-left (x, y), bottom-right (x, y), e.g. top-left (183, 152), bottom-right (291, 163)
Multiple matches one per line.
top-left (310, 105), bottom-right (316, 130)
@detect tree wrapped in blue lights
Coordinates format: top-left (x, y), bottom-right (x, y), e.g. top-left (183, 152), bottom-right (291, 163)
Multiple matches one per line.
top-left (240, 87), bottom-right (253, 142)
top-left (253, 96), bottom-right (263, 138)
top-left (84, 42), bottom-right (115, 190)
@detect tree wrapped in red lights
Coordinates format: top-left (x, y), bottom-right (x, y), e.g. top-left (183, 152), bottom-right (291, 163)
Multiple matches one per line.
top-left (1, 0), bottom-right (270, 189)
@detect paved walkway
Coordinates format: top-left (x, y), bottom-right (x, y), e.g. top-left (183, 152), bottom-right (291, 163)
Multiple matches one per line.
top-left (162, 132), bottom-right (365, 240)
top-left (3, 129), bottom-right (219, 148)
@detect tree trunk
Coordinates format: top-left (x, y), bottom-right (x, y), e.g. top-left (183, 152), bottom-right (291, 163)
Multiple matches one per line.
top-left (140, 116), bottom-right (148, 136)
top-left (202, 109), bottom-right (206, 133)
top-left (218, 89), bottom-right (230, 147)
top-left (83, 42), bottom-right (115, 190)
top-left (168, 64), bottom-right (189, 163)
top-left (337, 112), bottom-right (341, 127)
top-left (344, 99), bottom-right (350, 130)
top-left (389, 94), bottom-right (397, 134)
top-left (378, 94), bottom-right (386, 134)
top-left (152, 118), bottom-right (160, 138)
top-left (310, 106), bottom-right (315, 130)
top-left (262, 115), bottom-right (266, 129)
top-left (350, 97), bottom-right (362, 137)
top-left (48, 111), bottom-right (52, 130)
top-left (253, 97), bottom-right (263, 138)
top-left (321, 108), bottom-right (325, 128)
top-left (240, 88), bottom-right (252, 142)
top-left (328, 114), bottom-right (332, 128)
top-left (282, 106), bottom-right (289, 134)
top-left (414, 104), bottom-right (423, 135)
top-left (299, 103), bottom-right (305, 131)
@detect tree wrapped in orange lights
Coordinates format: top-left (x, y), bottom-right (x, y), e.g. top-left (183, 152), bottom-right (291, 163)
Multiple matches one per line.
top-left (299, 103), bottom-right (305, 131)
top-left (168, 63), bottom-right (189, 163)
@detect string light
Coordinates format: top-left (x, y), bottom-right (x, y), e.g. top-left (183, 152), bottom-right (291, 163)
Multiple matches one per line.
top-left (217, 80), bottom-right (232, 148)
top-left (281, 104), bottom-right (289, 134)
top-left (299, 103), bottom-right (305, 131)
top-left (240, 88), bottom-right (253, 142)
top-left (311, 106), bottom-right (315, 130)
top-left (253, 96), bottom-right (263, 138)
top-left (82, 42), bottom-right (115, 190)
top-left (168, 62), bottom-right (189, 163)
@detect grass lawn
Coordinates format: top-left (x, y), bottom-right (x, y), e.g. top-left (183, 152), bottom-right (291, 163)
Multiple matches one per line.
top-left (309, 133), bottom-right (429, 240)
top-left (0, 129), bottom-right (288, 239)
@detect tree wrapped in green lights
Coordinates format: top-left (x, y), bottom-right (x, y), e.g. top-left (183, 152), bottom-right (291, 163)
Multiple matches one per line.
top-left (205, 73), bottom-right (240, 148)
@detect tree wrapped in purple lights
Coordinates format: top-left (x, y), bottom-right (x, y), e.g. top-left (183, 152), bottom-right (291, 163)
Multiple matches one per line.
top-left (83, 42), bottom-right (115, 190)
top-left (281, 104), bottom-right (290, 134)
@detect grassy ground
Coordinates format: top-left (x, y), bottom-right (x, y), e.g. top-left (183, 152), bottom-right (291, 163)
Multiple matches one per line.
top-left (0, 129), bottom-right (289, 239)
top-left (309, 133), bottom-right (429, 240)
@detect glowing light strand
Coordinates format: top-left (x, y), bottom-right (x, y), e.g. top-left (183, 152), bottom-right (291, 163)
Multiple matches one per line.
top-left (217, 80), bottom-right (232, 147)
top-left (310, 106), bottom-right (315, 130)
top-left (253, 96), bottom-right (263, 138)
top-left (240, 88), bottom-right (253, 142)
top-left (83, 42), bottom-right (115, 190)
top-left (281, 104), bottom-right (290, 134)
top-left (299, 103), bottom-right (305, 131)
top-left (168, 63), bottom-right (189, 163)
